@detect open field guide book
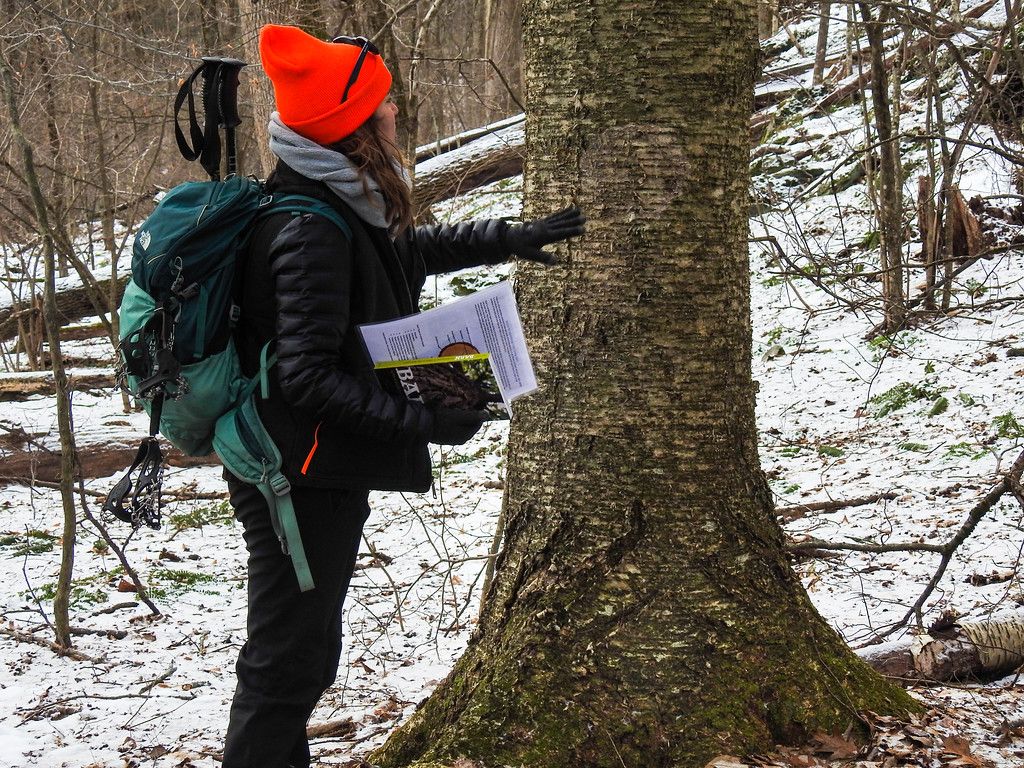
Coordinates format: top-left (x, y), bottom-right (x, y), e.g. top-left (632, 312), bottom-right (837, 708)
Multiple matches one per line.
top-left (358, 281), bottom-right (537, 418)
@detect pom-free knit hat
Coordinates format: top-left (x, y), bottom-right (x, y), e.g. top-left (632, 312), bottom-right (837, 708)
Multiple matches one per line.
top-left (259, 24), bottom-right (392, 145)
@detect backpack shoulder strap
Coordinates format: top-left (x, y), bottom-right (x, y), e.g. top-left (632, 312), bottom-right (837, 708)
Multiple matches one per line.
top-left (263, 193), bottom-right (353, 242)
top-left (258, 470), bottom-right (314, 592)
top-left (248, 341), bottom-right (312, 592)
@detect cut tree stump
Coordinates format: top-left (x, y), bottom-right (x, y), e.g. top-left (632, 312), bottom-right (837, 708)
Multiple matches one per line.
top-left (948, 186), bottom-right (985, 261)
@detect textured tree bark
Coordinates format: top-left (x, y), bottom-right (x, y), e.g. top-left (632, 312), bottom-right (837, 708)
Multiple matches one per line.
top-left (372, 3), bottom-right (918, 767)
top-left (237, 0), bottom-right (326, 177)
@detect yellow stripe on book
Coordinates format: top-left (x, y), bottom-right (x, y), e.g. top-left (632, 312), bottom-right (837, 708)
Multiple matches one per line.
top-left (374, 353), bottom-right (490, 370)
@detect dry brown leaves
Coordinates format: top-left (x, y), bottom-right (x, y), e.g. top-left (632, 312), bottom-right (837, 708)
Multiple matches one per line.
top-left (703, 709), bottom-right (996, 768)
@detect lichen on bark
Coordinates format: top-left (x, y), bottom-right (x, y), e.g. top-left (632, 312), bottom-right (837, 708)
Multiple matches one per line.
top-left (372, 2), bottom-right (920, 766)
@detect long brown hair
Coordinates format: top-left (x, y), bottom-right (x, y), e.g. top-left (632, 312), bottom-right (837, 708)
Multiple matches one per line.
top-left (329, 118), bottom-right (413, 232)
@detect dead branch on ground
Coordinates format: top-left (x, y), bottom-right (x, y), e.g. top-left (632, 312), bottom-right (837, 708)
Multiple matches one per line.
top-left (776, 491), bottom-right (899, 521)
top-left (789, 448), bottom-right (1024, 642)
top-left (0, 625), bottom-right (100, 662)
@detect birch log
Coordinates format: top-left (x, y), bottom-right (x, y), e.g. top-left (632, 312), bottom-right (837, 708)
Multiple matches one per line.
top-left (859, 619), bottom-right (1024, 681)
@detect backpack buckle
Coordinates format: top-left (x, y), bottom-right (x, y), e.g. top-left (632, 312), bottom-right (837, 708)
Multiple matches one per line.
top-left (269, 473), bottom-right (290, 497)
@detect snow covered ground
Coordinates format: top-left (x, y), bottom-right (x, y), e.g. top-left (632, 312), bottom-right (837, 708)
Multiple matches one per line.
top-left (4, 2), bottom-right (1024, 766)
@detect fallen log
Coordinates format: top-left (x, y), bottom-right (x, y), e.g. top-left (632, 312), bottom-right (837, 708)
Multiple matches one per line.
top-left (0, 370), bottom-right (116, 401)
top-left (0, 443), bottom-right (217, 486)
top-left (858, 617), bottom-right (1024, 682)
top-left (61, 322), bottom-right (109, 341)
top-left (0, 276), bottom-right (127, 343)
top-left (413, 121), bottom-right (525, 211)
top-left (415, 114), bottom-right (525, 163)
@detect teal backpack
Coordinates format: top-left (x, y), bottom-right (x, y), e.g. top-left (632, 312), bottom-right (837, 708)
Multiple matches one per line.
top-left (104, 58), bottom-right (348, 592)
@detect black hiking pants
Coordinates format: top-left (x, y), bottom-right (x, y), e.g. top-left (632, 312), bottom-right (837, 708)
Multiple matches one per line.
top-left (221, 472), bottom-right (369, 768)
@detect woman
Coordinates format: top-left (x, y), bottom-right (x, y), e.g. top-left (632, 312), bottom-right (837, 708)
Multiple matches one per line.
top-left (222, 24), bottom-right (584, 768)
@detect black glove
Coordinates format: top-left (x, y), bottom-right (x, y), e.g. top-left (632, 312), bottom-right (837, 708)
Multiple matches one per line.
top-left (503, 205), bottom-right (586, 265)
top-left (429, 407), bottom-right (489, 445)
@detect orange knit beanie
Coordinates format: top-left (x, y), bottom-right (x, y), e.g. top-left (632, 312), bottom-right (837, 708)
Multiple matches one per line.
top-left (259, 24), bottom-right (392, 145)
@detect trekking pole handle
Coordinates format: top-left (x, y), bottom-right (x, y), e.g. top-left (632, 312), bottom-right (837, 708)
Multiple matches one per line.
top-left (203, 57), bottom-right (246, 128)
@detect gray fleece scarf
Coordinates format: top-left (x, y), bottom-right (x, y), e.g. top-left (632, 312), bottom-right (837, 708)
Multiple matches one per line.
top-left (268, 112), bottom-right (408, 230)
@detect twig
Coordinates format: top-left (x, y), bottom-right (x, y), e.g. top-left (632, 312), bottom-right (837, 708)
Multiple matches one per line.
top-left (91, 601), bottom-right (138, 616)
top-left (69, 626), bottom-right (127, 639)
top-left (480, 492), bottom-right (507, 617)
top-left (138, 660), bottom-right (177, 695)
top-left (361, 533), bottom-right (405, 633)
top-left (749, 235), bottom-right (862, 312)
top-left (18, 690), bottom-right (194, 723)
top-left (777, 492), bottom-right (899, 521)
top-left (71, 448), bottom-right (160, 616)
top-left (788, 538), bottom-right (945, 553)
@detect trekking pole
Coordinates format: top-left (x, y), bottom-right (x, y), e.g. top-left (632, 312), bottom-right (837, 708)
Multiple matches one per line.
top-left (210, 58), bottom-right (247, 177)
top-left (199, 59), bottom-right (225, 181)
top-left (175, 57), bottom-right (247, 179)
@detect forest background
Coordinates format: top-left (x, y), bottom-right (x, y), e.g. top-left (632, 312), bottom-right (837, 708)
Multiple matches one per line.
top-left (4, 0), bottom-right (1024, 767)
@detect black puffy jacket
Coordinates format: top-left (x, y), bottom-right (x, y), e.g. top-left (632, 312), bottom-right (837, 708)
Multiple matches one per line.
top-left (236, 161), bottom-right (510, 491)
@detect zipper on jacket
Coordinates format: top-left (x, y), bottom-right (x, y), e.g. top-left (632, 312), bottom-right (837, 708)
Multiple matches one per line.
top-left (300, 422), bottom-right (322, 475)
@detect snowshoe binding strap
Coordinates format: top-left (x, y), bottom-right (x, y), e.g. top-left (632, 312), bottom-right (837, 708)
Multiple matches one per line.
top-left (102, 437), bottom-right (165, 530)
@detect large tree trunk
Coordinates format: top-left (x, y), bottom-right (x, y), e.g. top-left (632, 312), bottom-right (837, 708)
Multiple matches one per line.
top-left (372, 2), bottom-right (917, 767)
top-left (236, 0), bottom-right (326, 178)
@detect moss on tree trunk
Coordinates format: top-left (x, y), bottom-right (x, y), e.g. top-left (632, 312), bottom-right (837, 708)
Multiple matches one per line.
top-left (373, 2), bottom-right (919, 766)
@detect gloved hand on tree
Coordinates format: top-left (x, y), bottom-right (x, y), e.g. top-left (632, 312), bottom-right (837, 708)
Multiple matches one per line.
top-left (429, 407), bottom-right (489, 445)
top-left (503, 205), bottom-right (586, 265)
